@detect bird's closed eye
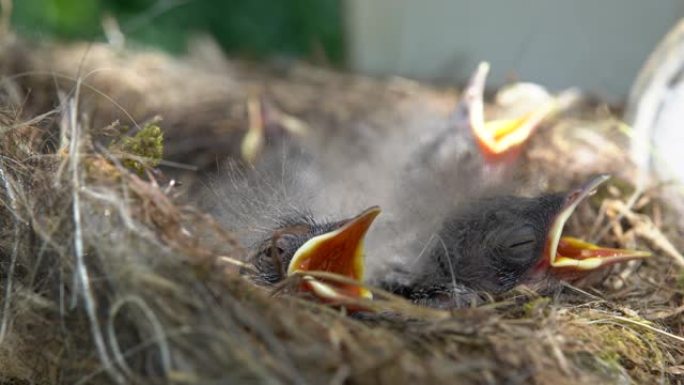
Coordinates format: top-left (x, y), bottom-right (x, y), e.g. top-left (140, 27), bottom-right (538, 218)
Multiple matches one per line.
top-left (508, 239), bottom-right (535, 248)
top-left (504, 225), bottom-right (537, 250)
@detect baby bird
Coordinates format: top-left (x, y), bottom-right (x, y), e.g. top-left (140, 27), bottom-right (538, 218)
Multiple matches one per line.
top-left (381, 175), bottom-right (651, 308)
top-left (248, 206), bottom-right (381, 303)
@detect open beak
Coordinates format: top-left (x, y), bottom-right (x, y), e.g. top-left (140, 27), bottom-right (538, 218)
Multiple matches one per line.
top-left (286, 206), bottom-right (381, 302)
top-left (543, 175), bottom-right (651, 278)
top-left (463, 62), bottom-right (563, 164)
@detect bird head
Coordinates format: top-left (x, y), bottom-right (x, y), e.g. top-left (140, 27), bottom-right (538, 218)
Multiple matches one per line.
top-left (432, 175), bottom-right (650, 293)
top-left (459, 62), bottom-right (562, 165)
top-left (252, 206), bottom-right (381, 302)
top-left (529, 174), bottom-right (651, 282)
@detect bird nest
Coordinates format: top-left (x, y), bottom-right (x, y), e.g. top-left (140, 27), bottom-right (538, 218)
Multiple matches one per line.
top-left (0, 35), bottom-right (683, 385)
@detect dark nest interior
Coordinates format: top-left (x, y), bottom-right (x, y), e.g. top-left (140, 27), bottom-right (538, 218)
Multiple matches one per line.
top-left (0, 32), bottom-right (683, 385)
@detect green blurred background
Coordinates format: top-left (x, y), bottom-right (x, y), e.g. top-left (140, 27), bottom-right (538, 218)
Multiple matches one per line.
top-left (9, 0), bottom-right (681, 101)
top-left (11, 0), bottom-right (344, 64)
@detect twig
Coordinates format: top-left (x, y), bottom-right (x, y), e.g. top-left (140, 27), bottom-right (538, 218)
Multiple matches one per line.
top-left (0, 162), bottom-right (20, 343)
top-left (581, 315), bottom-right (684, 344)
top-left (218, 255), bottom-right (254, 271)
top-left (0, 70), bottom-right (142, 130)
top-left (107, 296), bottom-right (172, 380)
top-left (591, 186), bottom-right (643, 244)
top-left (67, 93), bottom-right (125, 384)
top-left (544, 328), bottom-right (570, 375)
top-left (609, 200), bottom-right (684, 267)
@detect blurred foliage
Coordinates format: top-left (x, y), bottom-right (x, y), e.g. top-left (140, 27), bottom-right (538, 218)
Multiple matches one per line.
top-left (9, 0), bottom-right (344, 63)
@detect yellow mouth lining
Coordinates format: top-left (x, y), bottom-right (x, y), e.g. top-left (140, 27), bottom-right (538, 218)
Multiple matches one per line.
top-left (546, 175), bottom-right (610, 268)
top-left (552, 237), bottom-right (651, 270)
top-left (547, 175), bottom-right (651, 270)
top-left (474, 106), bottom-right (556, 155)
top-left (465, 61), bottom-right (557, 157)
top-left (286, 206), bottom-right (380, 300)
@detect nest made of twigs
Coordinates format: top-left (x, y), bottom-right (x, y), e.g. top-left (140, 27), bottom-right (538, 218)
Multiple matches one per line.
top-left (0, 35), bottom-right (682, 385)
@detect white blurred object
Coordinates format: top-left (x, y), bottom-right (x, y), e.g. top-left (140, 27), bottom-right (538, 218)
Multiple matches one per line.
top-left (495, 82), bottom-right (552, 114)
top-left (626, 18), bottom-right (684, 186)
top-left (494, 81), bottom-right (580, 122)
top-left (651, 85), bottom-right (684, 181)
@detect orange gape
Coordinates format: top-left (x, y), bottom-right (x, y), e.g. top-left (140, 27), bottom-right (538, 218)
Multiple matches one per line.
top-left (556, 237), bottom-right (639, 260)
top-left (288, 206), bottom-right (380, 302)
top-left (293, 242), bottom-right (366, 298)
top-left (535, 236), bottom-right (649, 281)
top-left (463, 62), bottom-right (558, 165)
top-left (531, 175), bottom-right (650, 281)
top-left (473, 111), bottom-right (537, 163)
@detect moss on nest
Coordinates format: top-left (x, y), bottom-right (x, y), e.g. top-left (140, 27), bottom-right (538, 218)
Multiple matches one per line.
top-left (109, 122), bottom-right (164, 175)
top-left (676, 271), bottom-right (684, 290)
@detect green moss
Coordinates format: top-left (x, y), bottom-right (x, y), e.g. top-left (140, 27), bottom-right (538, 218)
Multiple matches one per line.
top-left (110, 123), bottom-right (164, 175)
top-left (676, 270), bottom-right (684, 290)
top-left (570, 351), bottom-right (630, 383)
top-left (599, 324), bottom-right (647, 356)
top-left (522, 297), bottom-right (550, 318)
top-left (592, 320), bottom-right (664, 379)
top-left (564, 310), bottom-right (666, 384)
top-left (596, 350), bottom-right (621, 367)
